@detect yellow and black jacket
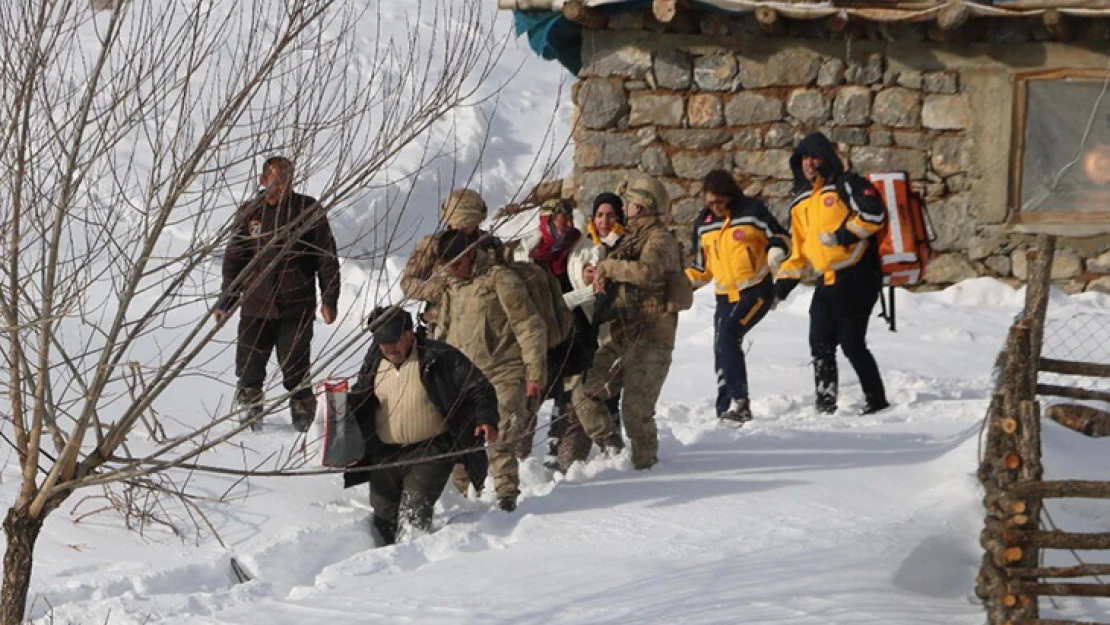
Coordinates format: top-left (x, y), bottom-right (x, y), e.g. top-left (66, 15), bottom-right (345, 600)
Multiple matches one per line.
top-left (686, 197), bottom-right (789, 303)
top-left (776, 133), bottom-right (886, 290)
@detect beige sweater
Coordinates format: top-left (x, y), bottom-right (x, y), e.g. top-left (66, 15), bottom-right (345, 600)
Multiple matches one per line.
top-left (373, 349), bottom-right (443, 445)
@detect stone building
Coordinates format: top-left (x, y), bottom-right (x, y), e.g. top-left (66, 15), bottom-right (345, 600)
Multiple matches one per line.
top-left (501, 0), bottom-right (1110, 292)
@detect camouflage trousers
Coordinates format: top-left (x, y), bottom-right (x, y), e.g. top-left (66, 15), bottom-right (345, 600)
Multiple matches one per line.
top-left (452, 377), bottom-right (528, 498)
top-left (572, 314), bottom-right (677, 468)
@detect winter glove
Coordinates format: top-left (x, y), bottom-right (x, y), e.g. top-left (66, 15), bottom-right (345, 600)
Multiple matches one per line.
top-left (774, 278), bottom-right (798, 303)
top-left (817, 231), bottom-right (837, 247)
top-left (833, 226), bottom-right (860, 247)
top-left (766, 247), bottom-right (786, 272)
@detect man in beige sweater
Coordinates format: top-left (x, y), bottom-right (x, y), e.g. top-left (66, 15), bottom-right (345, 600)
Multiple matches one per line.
top-left (344, 306), bottom-right (499, 545)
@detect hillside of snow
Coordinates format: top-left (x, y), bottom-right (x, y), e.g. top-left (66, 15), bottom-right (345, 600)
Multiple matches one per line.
top-left (4, 2), bottom-right (1110, 625)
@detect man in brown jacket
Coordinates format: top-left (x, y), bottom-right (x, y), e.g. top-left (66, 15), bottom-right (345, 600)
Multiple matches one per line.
top-left (214, 156), bottom-right (341, 432)
top-left (436, 229), bottom-right (547, 512)
top-left (572, 175), bottom-right (684, 470)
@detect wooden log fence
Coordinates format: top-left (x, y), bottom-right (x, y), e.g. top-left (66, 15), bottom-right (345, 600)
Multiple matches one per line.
top-left (978, 235), bottom-right (1110, 625)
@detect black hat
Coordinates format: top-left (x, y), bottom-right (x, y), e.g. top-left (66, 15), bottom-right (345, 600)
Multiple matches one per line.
top-left (436, 229), bottom-right (480, 261)
top-left (366, 306), bottom-right (413, 344)
top-left (592, 192), bottom-right (625, 225)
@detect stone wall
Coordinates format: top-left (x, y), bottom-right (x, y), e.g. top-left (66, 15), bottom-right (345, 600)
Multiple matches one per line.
top-left (570, 32), bottom-right (1110, 292)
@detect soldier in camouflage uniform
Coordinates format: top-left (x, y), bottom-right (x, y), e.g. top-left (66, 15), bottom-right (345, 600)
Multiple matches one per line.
top-left (400, 188), bottom-right (496, 495)
top-left (436, 229), bottom-right (547, 512)
top-left (571, 175), bottom-right (684, 470)
top-left (400, 188), bottom-right (490, 330)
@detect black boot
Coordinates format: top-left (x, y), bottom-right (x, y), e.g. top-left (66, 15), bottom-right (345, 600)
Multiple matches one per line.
top-left (814, 356), bottom-right (838, 414)
top-left (237, 387), bottom-right (265, 432)
top-left (372, 515), bottom-right (397, 546)
top-left (719, 397), bottom-right (753, 426)
top-left (290, 396), bottom-right (316, 433)
top-left (497, 494), bottom-right (518, 512)
top-left (860, 398), bottom-right (891, 415)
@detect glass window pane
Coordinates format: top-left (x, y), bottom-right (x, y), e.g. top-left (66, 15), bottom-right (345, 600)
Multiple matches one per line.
top-left (1020, 78), bottom-right (1110, 213)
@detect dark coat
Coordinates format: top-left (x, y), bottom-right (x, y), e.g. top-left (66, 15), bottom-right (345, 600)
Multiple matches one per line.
top-left (219, 192), bottom-right (341, 319)
top-left (343, 336), bottom-right (499, 488)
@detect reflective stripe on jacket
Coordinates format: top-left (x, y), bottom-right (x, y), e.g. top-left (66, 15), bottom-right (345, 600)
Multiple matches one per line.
top-left (686, 199), bottom-right (789, 303)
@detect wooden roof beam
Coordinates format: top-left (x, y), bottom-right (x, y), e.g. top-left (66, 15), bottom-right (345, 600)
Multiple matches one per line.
top-left (1043, 8), bottom-right (1071, 41)
top-left (755, 6), bottom-right (785, 36)
top-left (563, 0), bottom-right (607, 29)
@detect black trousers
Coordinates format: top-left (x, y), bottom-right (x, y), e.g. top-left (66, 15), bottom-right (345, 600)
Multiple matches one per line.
top-left (235, 310), bottom-right (314, 401)
top-left (368, 437), bottom-right (454, 545)
top-left (808, 272), bottom-right (887, 408)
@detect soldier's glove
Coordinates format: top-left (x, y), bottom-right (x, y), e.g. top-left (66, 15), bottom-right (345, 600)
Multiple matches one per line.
top-left (766, 248), bottom-right (786, 272)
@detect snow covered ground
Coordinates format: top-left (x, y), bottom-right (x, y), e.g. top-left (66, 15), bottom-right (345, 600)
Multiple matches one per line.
top-left (5, 2), bottom-right (1110, 625)
top-left (11, 278), bottom-right (1110, 625)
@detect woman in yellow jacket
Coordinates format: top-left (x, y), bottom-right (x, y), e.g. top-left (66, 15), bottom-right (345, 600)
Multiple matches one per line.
top-left (687, 170), bottom-right (789, 425)
top-left (774, 132), bottom-right (890, 416)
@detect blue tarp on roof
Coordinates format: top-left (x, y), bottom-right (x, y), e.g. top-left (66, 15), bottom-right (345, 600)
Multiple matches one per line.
top-left (513, 1), bottom-right (652, 74)
top-left (514, 12), bottom-right (583, 75)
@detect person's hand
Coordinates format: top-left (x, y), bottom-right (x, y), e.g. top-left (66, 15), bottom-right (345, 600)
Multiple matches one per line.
top-left (592, 272), bottom-right (607, 294)
top-left (818, 232), bottom-right (837, 247)
top-left (767, 248), bottom-right (786, 272)
top-left (212, 308), bottom-right (228, 324)
top-left (582, 264), bottom-right (596, 286)
top-left (526, 380), bottom-right (542, 399)
top-left (475, 424), bottom-right (498, 444)
top-left (320, 304), bottom-right (337, 324)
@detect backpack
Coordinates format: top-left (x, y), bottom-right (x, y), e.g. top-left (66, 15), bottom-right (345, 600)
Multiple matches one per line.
top-left (504, 261), bottom-right (575, 350)
top-left (835, 171), bottom-right (935, 332)
top-left (865, 172), bottom-right (935, 288)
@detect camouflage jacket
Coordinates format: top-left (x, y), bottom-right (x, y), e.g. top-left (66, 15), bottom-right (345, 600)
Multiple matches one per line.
top-left (437, 255), bottom-right (547, 386)
top-left (596, 216), bottom-right (683, 318)
top-left (401, 230), bottom-right (501, 327)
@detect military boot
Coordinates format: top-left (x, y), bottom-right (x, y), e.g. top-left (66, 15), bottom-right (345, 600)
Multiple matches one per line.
top-left (555, 410), bottom-right (592, 473)
top-left (237, 387), bottom-right (265, 432)
top-left (630, 436), bottom-right (658, 470)
top-left (813, 356), bottom-right (838, 415)
top-left (595, 432), bottom-right (625, 458)
top-left (289, 395), bottom-right (317, 433)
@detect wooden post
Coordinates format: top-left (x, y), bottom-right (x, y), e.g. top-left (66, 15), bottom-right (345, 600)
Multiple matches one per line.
top-left (1023, 235), bottom-right (1056, 367)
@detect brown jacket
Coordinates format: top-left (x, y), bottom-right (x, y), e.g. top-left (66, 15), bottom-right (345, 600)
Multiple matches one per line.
top-left (437, 255), bottom-right (547, 386)
top-left (219, 192), bottom-right (340, 319)
top-left (597, 216), bottom-right (684, 319)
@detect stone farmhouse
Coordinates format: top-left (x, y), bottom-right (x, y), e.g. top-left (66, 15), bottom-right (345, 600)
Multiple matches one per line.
top-left (500, 0), bottom-right (1110, 292)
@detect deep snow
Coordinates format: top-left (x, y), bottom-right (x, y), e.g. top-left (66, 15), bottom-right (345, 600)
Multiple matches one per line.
top-left (12, 279), bottom-right (1110, 625)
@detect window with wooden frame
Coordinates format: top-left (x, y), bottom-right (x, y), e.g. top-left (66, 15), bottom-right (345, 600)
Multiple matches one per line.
top-left (1009, 69), bottom-right (1110, 234)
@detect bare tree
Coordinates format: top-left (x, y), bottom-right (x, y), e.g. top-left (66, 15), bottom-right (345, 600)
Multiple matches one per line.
top-left (0, 0), bottom-right (506, 622)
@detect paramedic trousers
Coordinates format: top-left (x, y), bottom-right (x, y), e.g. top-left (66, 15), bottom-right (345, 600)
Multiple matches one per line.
top-left (809, 271), bottom-right (887, 410)
top-left (714, 276), bottom-right (774, 416)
